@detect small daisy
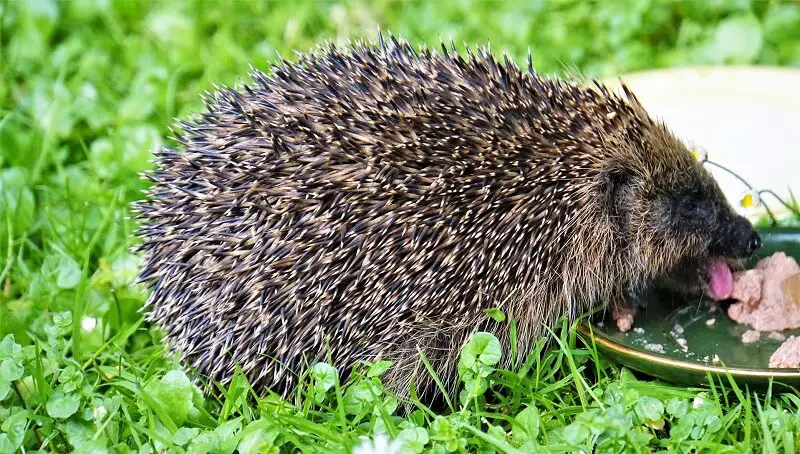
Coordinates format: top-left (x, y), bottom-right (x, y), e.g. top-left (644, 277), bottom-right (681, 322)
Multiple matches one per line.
top-left (93, 405), bottom-right (108, 421)
top-left (739, 190), bottom-right (761, 209)
top-left (81, 317), bottom-right (97, 332)
top-left (691, 145), bottom-right (708, 163)
top-left (352, 434), bottom-right (401, 454)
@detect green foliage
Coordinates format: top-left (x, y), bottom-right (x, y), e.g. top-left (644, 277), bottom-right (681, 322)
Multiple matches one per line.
top-left (458, 332), bottom-right (502, 405)
top-left (1, 0), bottom-right (799, 451)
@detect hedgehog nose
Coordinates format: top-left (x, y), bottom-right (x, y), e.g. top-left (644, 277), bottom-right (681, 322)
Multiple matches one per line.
top-left (710, 215), bottom-right (761, 258)
top-left (747, 231), bottom-right (762, 254)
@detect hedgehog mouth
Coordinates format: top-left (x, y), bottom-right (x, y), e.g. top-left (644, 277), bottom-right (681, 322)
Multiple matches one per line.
top-left (653, 255), bottom-right (743, 302)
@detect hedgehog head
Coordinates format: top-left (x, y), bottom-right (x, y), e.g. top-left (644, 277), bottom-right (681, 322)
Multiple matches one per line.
top-left (598, 107), bottom-right (761, 301)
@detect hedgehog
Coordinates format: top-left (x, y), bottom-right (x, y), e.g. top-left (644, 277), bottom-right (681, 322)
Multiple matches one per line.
top-left (133, 35), bottom-right (763, 402)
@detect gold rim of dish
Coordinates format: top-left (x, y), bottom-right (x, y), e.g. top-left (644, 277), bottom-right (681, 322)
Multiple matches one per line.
top-left (577, 323), bottom-right (800, 378)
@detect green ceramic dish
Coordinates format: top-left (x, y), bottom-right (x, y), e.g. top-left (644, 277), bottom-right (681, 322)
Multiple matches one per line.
top-left (579, 227), bottom-right (800, 390)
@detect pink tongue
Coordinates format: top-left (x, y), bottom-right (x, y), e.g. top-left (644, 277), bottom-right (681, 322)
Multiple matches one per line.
top-left (705, 259), bottom-right (733, 300)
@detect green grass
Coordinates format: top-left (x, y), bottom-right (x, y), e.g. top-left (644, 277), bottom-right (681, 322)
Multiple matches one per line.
top-left (1, 0), bottom-right (800, 452)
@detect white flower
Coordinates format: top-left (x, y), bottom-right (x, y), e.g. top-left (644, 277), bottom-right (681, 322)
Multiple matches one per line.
top-left (691, 145), bottom-right (708, 162)
top-left (739, 190), bottom-right (761, 209)
top-left (352, 434), bottom-right (401, 454)
top-left (81, 317), bottom-right (97, 331)
top-left (93, 405), bottom-right (107, 421)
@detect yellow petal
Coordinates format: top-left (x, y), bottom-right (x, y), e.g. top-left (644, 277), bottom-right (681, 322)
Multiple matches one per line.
top-left (740, 191), bottom-right (760, 208)
top-left (691, 146), bottom-right (708, 162)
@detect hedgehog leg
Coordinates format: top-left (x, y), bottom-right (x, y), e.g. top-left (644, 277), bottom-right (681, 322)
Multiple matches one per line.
top-left (378, 322), bottom-right (478, 413)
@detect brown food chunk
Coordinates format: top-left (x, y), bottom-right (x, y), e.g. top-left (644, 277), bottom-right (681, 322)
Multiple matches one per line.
top-left (783, 273), bottom-right (800, 304)
top-left (769, 335), bottom-right (800, 368)
top-left (727, 252), bottom-right (800, 331)
top-left (729, 270), bottom-right (762, 307)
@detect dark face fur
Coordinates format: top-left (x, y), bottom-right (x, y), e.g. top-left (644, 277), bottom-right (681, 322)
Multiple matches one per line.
top-left (610, 152), bottom-right (762, 302)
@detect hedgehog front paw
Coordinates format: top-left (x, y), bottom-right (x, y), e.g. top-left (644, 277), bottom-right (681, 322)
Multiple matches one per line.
top-left (611, 297), bottom-right (637, 333)
top-left (612, 307), bottom-right (635, 332)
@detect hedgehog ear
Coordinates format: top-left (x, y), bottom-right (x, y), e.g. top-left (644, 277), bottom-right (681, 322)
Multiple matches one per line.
top-left (600, 167), bottom-right (631, 217)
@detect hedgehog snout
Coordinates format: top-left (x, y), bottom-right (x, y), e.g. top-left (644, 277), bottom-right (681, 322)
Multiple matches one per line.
top-left (708, 214), bottom-right (761, 260)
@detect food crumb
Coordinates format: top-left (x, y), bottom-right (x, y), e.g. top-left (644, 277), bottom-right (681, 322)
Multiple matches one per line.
top-left (741, 329), bottom-right (761, 344)
top-left (672, 324), bottom-right (685, 335)
top-left (633, 327), bottom-right (645, 334)
top-left (712, 354), bottom-right (721, 364)
top-left (676, 337), bottom-right (688, 351)
top-left (705, 318), bottom-right (716, 327)
top-left (769, 335), bottom-right (800, 368)
top-left (768, 331), bottom-right (787, 342)
top-left (644, 343), bottom-right (666, 354)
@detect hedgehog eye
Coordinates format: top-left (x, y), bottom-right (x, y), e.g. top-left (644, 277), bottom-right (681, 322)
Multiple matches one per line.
top-left (677, 194), bottom-right (713, 220)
